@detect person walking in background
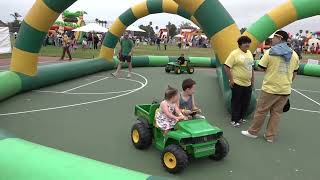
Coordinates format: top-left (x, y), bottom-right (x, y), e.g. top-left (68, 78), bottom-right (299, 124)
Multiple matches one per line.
top-left (87, 33), bottom-right (93, 49)
top-left (164, 38), bottom-right (168, 51)
top-left (156, 37), bottom-right (161, 50)
top-left (316, 43), bottom-right (320, 54)
top-left (70, 35), bottom-right (77, 53)
top-left (224, 36), bottom-right (255, 127)
top-left (93, 33), bottom-right (99, 50)
top-left (112, 33), bottom-right (134, 78)
top-left (60, 34), bottom-right (72, 61)
top-left (241, 30), bottom-right (300, 143)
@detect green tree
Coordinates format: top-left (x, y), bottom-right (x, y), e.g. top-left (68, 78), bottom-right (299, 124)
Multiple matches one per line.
top-left (240, 27), bottom-right (247, 34)
top-left (10, 12), bottom-right (21, 21)
top-left (179, 21), bottom-right (194, 30)
top-left (8, 12), bottom-right (22, 32)
top-left (166, 22), bottom-right (178, 37)
top-left (136, 24), bottom-right (155, 39)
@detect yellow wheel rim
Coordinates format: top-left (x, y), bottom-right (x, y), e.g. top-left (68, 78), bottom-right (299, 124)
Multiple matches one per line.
top-left (132, 129), bottom-right (139, 144)
top-left (164, 152), bottom-right (177, 169)
top-left (190, 69), bottom-right (194, 72)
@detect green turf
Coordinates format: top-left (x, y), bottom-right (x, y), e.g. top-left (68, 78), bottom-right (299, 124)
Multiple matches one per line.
top-left (0, 67), bottom-right (319, 179)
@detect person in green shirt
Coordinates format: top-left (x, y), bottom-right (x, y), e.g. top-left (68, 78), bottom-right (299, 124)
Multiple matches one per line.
top-left (112, 33), bottom-right (134, 78)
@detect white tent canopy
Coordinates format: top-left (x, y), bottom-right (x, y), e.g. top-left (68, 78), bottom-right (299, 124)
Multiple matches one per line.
top-left (72, 23), bottom-right (108, 33)
top-left (0, 27), bottom-right (11, 54)
top-left (126, 25), bottom-right (145, 32)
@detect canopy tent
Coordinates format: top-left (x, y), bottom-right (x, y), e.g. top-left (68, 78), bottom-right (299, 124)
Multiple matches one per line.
top-left (72, 23), bottom-right (108, 33)
top-left (126, 25), bottom-right (145, 32)
top-left (0, 27), bottom-right (11, 54)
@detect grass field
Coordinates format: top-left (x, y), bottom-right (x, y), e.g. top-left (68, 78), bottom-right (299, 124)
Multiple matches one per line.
top-left (1, 44), bottom-right (319, 64)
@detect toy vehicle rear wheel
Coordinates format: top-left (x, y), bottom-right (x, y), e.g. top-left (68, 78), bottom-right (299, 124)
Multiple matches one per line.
top-left (131, 122), bottom-right (152, 150)
top-left (161, 145), bottom-right (188, 174)
top-left (187, 66), bottom-right (194, 74)
top-left (209, 137), bottom-right (229, 161)
top-left (175, 67), bottom-right (181, 74)
top-left (165, 65), bottom-right (171, 73)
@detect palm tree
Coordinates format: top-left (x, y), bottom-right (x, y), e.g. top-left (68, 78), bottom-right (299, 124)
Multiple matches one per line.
top-left (10, 12), bottom-right (21, 21)
top-left (305, 30), bottom-right (309, 35)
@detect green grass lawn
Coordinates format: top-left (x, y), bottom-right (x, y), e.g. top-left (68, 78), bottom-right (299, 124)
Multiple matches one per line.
top-left (1, 44), bottom-right (319, 64)
top-left (0, 44), bottom-right (215, 59)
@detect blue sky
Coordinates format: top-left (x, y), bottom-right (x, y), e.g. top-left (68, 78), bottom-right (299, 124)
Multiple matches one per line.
top-left (1, 0), bottom-right (319, 34)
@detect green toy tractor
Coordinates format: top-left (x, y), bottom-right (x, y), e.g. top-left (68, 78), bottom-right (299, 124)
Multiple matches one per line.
top-left (131, 101), bottom-right (229, 174)
top-left (165, 60), bottom-right (195, 74)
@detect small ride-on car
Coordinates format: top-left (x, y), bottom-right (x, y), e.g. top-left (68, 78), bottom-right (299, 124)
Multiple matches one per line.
top-left (131, 101), bottom-right (229, 174)
top-left (165, 60), bottom-right (195, 74)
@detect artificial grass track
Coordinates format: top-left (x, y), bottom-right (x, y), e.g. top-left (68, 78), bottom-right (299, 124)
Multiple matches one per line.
top-left (0, 67), bottom-right (319, 179)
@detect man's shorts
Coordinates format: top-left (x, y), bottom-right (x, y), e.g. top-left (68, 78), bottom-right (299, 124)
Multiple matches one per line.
top-left (119, 54), bottom-right (132, 62)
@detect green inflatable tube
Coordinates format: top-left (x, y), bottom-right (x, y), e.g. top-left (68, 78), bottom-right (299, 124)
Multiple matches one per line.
top-left (302, 64), bottom-right (320, 77)
top-left (0, 71), bottom-right (22, 100)
top-left (0, 137), bottom-right (156, 180)
top-left (0, 56), bottom-right (216, 102)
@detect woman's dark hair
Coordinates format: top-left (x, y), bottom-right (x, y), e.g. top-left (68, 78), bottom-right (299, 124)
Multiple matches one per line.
top-left (237, 36), bottom-right (252, 46)
top-left (165, 86), bottom-right (178, 100)
top-left (182, 78), bottom-right (196, 91)
top-left (275, 30), bottom-right (289, 42)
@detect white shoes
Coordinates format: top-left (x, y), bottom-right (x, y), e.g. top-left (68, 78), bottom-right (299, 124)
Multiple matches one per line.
top-left (264, 134), bottom-right (274, 143)
top-left (111, 72), bottom-right (118, 77)
top-left (241, 131), bottom-right (258, 139)
top-left (231, 121), bottom-right (240, 128)
top-left (111, 72), bottom-right (132, 78)
top-left (240, 119), bottom-right (247, 123)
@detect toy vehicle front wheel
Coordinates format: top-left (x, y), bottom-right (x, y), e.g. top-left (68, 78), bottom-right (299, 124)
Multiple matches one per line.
top-left (161, 145), bottom-right (188, 174)
top-left (175, 67), bottom-right (181, 74)
top-left (165, 65), bottom-right (171, 73)
top-left (209, 137), bottom-right (229, 161)
top-left (131, 122), bottom-right (152, 150)
top-left (187, 67), bottom-right (195, 74)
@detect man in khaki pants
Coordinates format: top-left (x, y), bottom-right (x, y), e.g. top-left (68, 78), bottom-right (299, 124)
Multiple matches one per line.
top-left (241, 30), bottom-right (299, 143)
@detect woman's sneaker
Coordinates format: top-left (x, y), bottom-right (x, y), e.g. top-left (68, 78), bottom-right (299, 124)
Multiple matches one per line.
top-left (241, 131), bottom-right (258, 139)
top-left (240, 119), bottom-right (247, 124)
top-left (230, 121), bottom-right (240, 128)
top-left (264, 134), bottom-right (274, 143)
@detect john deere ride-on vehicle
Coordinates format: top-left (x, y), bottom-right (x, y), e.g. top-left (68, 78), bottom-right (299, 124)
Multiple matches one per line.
top-left (165, 60), bottom-right (195, 74)
top-left (131, 101), bottom-right (229, 174)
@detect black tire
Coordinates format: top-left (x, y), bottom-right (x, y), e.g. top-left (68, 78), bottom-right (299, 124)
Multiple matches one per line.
top-left (187, 66), bottom-right (195, 74)
top-left (175, 67), bottom-right (181, 74)
top-left (161, 145), bottom-right (188, 174)
top-left (165, 65), bottom-right (171, 73)
top-left (131, 122), bottom-right (152, 150)
top-left (209, 137), bottom-right (229, 161)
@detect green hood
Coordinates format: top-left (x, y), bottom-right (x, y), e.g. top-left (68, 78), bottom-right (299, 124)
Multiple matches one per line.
top-left (176, 119), bottom-right (222, 137)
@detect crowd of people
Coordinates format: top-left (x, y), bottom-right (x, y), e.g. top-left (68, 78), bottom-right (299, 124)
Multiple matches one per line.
top-left (42, 30), bottom-right (106, 60)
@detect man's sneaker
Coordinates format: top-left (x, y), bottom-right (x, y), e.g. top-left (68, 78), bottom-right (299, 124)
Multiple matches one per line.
top-left (240, 119), bottom-right (247, 124)
top-left (111, 72), bottom-right (118, 77)
top-left (264, 134), bottom-right (274, 143)
top-left (230, 121), bottom-right (240, 128)
top-left (127, 73), bottom-right (132, 78)
top-left (241, 131), bottom-right (258, 139)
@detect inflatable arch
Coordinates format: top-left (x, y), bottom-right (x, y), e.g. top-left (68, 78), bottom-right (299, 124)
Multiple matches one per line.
top-left (99, 0), bottom-right (201, 60)
top-left (0, 0), bottom-right (320, 179)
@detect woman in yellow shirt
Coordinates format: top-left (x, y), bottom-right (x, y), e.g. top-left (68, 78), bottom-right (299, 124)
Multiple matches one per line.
top-left (224, 36), bottom-right (255, 127)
